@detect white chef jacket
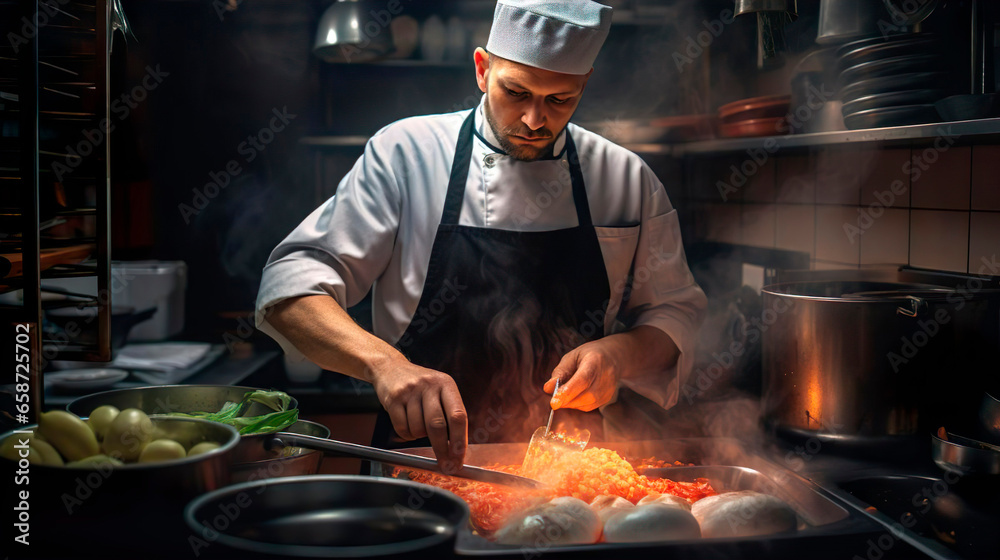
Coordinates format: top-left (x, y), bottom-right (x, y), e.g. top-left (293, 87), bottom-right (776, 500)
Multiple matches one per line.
top-left (256, 97), bottom-right (706, 411)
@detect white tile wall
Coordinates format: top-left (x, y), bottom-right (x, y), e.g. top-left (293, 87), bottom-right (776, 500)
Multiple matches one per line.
top-left (682, 144), bottom-right (1000, 276)
top-left (909, 210), bottom-right (969, 273)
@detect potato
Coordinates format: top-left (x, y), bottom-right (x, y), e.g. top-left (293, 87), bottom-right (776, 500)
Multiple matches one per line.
top-left (187, 442), bottom-right (221, 457)
top-left (1, 435), bottom-right (43, 464)
top-left (29, 438), bottom-right (64, 466)
top-left (1, 432), bottom-right (63, 466)
top-left (37, 410), bottom-right (100, 462)
top-left (67, 454), bottom-right (124, 468)
top-left (138, 439), bottom-right (186, 463)
top-left (102, 408), bottom-right (154, 462)
top-left (87, 405), bottom-right (121, 441)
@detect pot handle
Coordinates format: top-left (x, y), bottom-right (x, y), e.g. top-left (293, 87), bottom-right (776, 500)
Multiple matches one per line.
top-left (896, 296), bottom-right (927, 318)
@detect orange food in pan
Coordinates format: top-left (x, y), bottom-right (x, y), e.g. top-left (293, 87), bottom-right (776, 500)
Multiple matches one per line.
top-left (395, 447), bottom-right (716, 537)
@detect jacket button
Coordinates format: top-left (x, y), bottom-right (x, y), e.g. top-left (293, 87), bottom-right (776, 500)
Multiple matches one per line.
top-left (484, 155), bottom-right (496, 168)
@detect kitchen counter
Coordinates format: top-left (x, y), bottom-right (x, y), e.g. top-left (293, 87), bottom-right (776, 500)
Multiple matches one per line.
top-left (40, 348), bottom-right (285, 410)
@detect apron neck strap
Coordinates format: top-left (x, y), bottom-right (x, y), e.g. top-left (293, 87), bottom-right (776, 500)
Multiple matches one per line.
top-left (563, 131), bottom-right (594, 228)
top-left (440, 111), bottom-right (594, 228)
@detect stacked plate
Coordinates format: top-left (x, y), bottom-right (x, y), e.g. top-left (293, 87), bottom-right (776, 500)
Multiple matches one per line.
top-left (717, 94), bottom-right (791, 138)
top-left (836, 33), bottom-right (956, 130)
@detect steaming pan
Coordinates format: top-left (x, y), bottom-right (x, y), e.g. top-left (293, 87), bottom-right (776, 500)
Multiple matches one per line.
top-left (374, 439), bottom-right (884, 557)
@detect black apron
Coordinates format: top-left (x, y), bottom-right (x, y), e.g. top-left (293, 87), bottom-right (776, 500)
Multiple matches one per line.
top-left (372, 111), bottom-right (612, 449)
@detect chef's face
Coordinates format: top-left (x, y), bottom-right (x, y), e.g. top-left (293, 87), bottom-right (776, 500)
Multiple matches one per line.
top-left (475, 48), bottom-right (590, 161)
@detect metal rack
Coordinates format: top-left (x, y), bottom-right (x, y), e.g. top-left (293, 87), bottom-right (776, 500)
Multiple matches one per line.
top-left (0, 0), bottom-right (112, 369)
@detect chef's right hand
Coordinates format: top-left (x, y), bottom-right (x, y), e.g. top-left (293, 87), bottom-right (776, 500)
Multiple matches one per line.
top-left (371, 361), bottom-right (468, 473)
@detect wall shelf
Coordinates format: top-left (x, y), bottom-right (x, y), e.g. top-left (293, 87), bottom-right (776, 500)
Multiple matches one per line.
top-left (657, 117), bottom-right (1000, 156)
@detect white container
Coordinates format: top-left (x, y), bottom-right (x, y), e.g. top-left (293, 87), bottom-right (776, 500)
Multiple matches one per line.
top-left (111, 261), bottom-right (187, 341)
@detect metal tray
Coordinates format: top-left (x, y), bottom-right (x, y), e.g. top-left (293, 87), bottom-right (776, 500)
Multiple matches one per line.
top-left (371, 438), bottom-right (887, 558)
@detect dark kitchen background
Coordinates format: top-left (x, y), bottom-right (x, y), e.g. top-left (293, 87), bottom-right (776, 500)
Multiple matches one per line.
top-left (101, 0), bottom-right (1000, 342)
top-left (4, 1), bottom-right (1000, 557)
top-left (3, 0), bottom-right (998, 422)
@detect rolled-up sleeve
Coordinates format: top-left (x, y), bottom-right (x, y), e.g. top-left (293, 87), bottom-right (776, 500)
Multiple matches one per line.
top-left (255, 133), bottom-right (401, 354)
top-left (616, 166), bottom-right (707, 410)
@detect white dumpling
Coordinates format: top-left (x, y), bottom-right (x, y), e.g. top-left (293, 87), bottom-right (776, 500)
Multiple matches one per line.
top-left (691, 490), bottom-right (797, 538)
top-left (603, 503), bottom-right (701, 542)
top-left (590, 495), bottom-right (635, 523)
top-left (495, 496), bottom-right (602, 545)
top-left (637, 492), bottom-right (692, 510)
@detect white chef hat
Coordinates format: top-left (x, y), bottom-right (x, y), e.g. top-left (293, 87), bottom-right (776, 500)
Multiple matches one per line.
top-left (485, 0), bottom-right (613, 75)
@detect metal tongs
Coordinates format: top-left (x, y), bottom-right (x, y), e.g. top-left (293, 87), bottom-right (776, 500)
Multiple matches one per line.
top-left (520, 379), bottom-right (590, 480)
top-left (262, 433), bottom-right (544, 489)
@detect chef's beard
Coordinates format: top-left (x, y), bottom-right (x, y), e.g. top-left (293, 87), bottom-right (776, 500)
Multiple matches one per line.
top-left (484, 96), bottom-right (557, 162)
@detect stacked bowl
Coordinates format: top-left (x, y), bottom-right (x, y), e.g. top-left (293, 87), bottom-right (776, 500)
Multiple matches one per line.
top-left (836, 33), bottom-right (958, 129)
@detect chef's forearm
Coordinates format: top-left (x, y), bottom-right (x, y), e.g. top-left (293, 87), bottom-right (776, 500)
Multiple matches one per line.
top-left (265, 295), bottom-right (404, 383)
top-left (616, 325), bottom-right (680, 379)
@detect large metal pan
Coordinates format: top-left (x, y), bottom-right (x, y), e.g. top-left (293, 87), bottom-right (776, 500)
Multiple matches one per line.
top-left (373, 439), bottom-right (885, 558)
top-left (761, 281), bottom-right (999, 439)
top-left (185, 475), bottom-right (469, 559)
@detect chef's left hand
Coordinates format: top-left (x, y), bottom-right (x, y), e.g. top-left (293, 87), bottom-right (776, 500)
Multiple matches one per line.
top-left (543, 336), bottom-right (625, 412)
top-left (543, 326), bottom-right (679, 411)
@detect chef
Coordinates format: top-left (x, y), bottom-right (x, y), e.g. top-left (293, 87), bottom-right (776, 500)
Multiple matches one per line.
top-left (256, 0), bottom-right (706, 472)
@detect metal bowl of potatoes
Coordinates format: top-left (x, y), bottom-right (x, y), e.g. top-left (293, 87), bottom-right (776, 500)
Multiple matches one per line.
top-left (0, 414), bottom-right (238, 557)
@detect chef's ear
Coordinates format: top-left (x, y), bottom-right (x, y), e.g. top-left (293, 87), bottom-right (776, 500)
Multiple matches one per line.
top-left (474, 47), bottom-right (490, 93)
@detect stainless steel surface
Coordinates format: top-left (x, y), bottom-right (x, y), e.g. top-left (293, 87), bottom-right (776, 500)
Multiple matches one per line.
top-left (313, 0), bottom-right (394, 63)
top-left (230, 419), bottom-right (330, 482)
top-left (932, 432), bottom-right (1000, 475)
top-left (66, 383), bottom-right (298, 417)
top-left (0, 416), bottom-right (238, 556)
top-left (817, 0), bottom-right (886, 45)
top-left (264, 432), bottom-right (544, 489)
top-left (762, 281), bottom-right (996, 437)
top-left (735, 0), bottom-right (793, 16)
top-left (373, 439), bottom-right (881, 557)
top-left (184, 475), bottom-right (470, 558)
